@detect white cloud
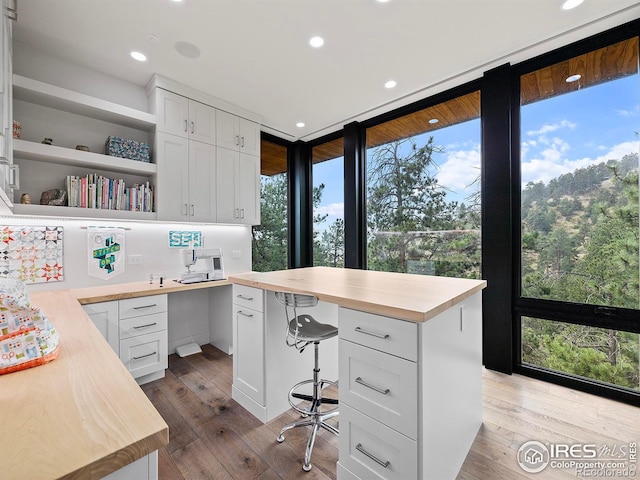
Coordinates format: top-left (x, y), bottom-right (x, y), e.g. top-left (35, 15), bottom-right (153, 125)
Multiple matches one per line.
top-left (315, 202), bottom-right (344, 217)
top-left (521, 140), bottom-right (638, 186)
top-left (616, 105), bottom-right (640, 117)
top-left (437, 147), bottom-right (481, 193)
top-left (526, 119), bottom-right (576, 137)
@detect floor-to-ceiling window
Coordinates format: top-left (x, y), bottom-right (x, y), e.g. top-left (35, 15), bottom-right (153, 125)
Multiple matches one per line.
top-left (252, 138), bottom-right (288, 272)
top-left (517, 36), bottom-right (640, 391)
top-left (365, 92), bottom-right (481, 278)
top-left (312, 137), bottom-right (344, 267)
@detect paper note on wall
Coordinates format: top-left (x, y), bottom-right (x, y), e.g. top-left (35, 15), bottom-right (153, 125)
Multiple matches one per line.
top-left (87, 227), bottom-right (125, 279)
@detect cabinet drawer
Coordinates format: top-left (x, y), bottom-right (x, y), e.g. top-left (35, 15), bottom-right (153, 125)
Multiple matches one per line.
top-left (119, 294), bottom-right (168, 320)
top-left (339, 308), bottom-right (418, 361)
top-left (119, 312), bottom-right (167, 340)
top-left (120, 330), bottom-right (168, 379)
top-left (233, 285), bottom-right (264, 312)
top-left (339, 339), bottom-right (418, 439)
top-left (339, 403), bottom-right (418, 480)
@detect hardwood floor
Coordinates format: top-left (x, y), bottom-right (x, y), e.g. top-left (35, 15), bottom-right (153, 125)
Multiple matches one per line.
top-left (142, 344), bottom-right (639, 480)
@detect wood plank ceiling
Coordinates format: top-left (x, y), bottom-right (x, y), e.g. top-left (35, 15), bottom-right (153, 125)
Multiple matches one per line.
top-left (261, 37), bottom-right (638, 176)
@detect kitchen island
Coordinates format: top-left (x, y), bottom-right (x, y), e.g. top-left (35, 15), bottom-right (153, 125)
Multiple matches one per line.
top-left (228, 266), bottom-right (487, 480)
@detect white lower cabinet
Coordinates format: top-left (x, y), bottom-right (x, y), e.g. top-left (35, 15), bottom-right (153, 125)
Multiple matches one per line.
top-left (83, 294), bottom-right (168, 385)
top-left (232, 285), bottom-right (265, 414)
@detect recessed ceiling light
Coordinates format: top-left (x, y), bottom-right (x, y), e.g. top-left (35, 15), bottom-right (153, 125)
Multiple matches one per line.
top-left (130, 51), bottom-right (147, 62)
top-left (377, 0), bottom-right (391, 3)
top-left (296, 122), bottom-right (305, 128)
top-left (175, 41), bottom-right (201, 59)
top-left (384, 80), bottom-right (397, 89)
top-left (566, 74), bottom-right (582, 83)
top-left (562, 0), bottom-right (584, 10)
top-left (309, 36), bottom-right (324, 48)
top-left (429, 118), bottom-right (439, 124)
top-left (170, 0), bottom-right (185, 3)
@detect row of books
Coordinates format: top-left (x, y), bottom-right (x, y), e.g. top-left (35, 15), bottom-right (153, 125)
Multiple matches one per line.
top-left (65, 174), bottom-right (154, 212)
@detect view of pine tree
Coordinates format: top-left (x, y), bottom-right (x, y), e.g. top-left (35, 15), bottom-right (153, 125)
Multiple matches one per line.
top-left (252, 174), bottom-right (288, 272)
top-left (366, 137), bottom-right (480, 278)
top-left (521, 153), bottom-right (640, 390)
top-left (314, 218), bottom-right (344, 267)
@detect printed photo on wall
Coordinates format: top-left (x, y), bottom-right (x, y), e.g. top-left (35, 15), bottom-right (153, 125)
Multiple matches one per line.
top-left (87, 226), bottom-right (125, 280)
top-left (0, 226), bottom-right (64, 284)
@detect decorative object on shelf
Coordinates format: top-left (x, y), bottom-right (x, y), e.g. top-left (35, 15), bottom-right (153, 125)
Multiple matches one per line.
top-left (75, 145), bottom-right (90, 152)
top-left (20, 193), bottom-right (31, 204)
top-left (0, 277), bottom-right (60, 376)
top-left (87, 226), bottom-right (125, 280)
top-left (41, 137), bottom-right (53, 145)
top-left (105, 136), bottom-right (150, 163)
top-left (40, 188), bottom-right (66, 206)
top-left (0, 225), bottom-right (64, 284)
top-left (48, 190), bottom-right (67, 206)
top-left (12, 121), bottom-right (21, 139)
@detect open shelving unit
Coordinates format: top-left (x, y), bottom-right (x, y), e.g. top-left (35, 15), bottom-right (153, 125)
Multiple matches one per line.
top-left (11, 74), bottom-right (158, 220)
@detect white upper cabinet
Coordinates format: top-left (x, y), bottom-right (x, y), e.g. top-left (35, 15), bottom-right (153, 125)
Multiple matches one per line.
top-left (153, 89), bottom-right (216, 145)
top-left (216, 109), bottom-right (260, 156)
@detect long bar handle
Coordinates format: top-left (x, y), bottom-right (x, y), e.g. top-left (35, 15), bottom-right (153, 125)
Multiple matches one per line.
top-left (237, 311), bottom-right (254, 318)
top-left (354, 326), bottom-right (389, 339)
top-left (133, 322), bottom-right (157, 329)
top-left (236, 294), bottom-right (254, 301)
top-left (132, 351), bottom-right (157, 360)
top-left (356, 443), bottom-right (390, 468)
top-left (133, 304), bottom-right (157, 310)
top-left (355, 376), bottom-right (390, 395)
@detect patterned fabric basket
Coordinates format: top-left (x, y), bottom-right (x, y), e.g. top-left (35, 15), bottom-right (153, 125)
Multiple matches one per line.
top-left (105, 136), bottom-right (151, 163)
top-left (0, 277), bottom-right (59, 375)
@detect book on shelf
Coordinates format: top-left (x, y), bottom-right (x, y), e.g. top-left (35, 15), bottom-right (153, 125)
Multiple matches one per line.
top-left (65, 174), bottom-right (154, 212)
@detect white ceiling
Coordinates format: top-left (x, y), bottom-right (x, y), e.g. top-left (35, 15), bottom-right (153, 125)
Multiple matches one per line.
top-left (12, 0), bottom-right (640, 142)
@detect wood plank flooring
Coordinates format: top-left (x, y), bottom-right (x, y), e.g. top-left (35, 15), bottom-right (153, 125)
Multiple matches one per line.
top-left (142, 344), bottom-right (639, 480)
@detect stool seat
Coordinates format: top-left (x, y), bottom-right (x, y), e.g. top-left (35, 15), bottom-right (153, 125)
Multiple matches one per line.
top-left (274, 291), bottom-right (339, 472)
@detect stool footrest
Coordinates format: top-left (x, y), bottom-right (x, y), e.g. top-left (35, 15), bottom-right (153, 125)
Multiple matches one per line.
top-left (292, 392), bottom-right (339, 404)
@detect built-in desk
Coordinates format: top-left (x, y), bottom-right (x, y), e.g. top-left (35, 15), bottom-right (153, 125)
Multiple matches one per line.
top-left (229, 266), bottom-right (487, 480)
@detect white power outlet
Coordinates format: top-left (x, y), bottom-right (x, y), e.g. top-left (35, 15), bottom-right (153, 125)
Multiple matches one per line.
top-left (127, 254), bottom-right (143, 265)
top-left (232, 250), bottom-right (241, 259)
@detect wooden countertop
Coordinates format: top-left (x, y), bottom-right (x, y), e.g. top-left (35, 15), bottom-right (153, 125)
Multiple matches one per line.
top-left (229, 267), bottom-right (487, 322)
top-left (73, 278), bottom-right (231, 304)
top-left (0, 290), bottom-right (169, 480)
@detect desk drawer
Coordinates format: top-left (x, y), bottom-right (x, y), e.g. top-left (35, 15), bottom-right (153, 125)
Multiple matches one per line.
top-left (120, 330), bottom-right (168, 379)
top-left (233, 285), bottom-right (264, 312)
top-left (339, 308), bottom-right (418, 361)
top-left (339, 339), bottom-right (418, 439)
top-left (119, 295), bottom-right (167, 319)
top-left (339, 403), bottom-right (417, 480)
top-left (119, 312), bottom-right (167, 340)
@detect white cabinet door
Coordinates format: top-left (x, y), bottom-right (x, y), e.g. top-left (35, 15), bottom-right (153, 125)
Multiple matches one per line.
top-left (154, 89), bottom-right (189, 137)
top-left (238, 152), bottom-right (260, 225)
top-left (216, 109), bottom-right (240, 151)
top-left (216, 146), bottom-right (239, 223)
top-left (188, 140), bottom-right (217, 222)
top-left (156, 132), bottom-right (189, 221)
top-left (83, 301), bottom-right (119, 355)
top-left (239, 118), bottom-right (260, 156)
top-left (233, 304), bottom-right (264, 405)
top-left (189, 100), bottom-right (216, 145)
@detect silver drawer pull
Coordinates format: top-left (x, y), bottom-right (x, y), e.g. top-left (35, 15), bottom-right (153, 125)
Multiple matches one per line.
top-left (356, 443), bottom-right (390, 468)
top-left (355, 376), bottom-right (390, 395)
top-left (132, 351), bottom-right (157, 360)
top-left (133, 322), bottom-right (157, 329)
top-left (237, 311), bottom-right (254, 318)
top-left (133, 304), bottom-right (157, 310)
top-left (236, 294), bottom-right (254, 301)
top-left (354, 326), bottom-right (390, 339)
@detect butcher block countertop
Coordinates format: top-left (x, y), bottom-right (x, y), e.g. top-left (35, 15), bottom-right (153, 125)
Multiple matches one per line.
top-left (73, 278), bottom-right (231, 304)
top-left (229, 266), bottom-right (487, 322)
top-left (0, 289), bottom-right (169, 480)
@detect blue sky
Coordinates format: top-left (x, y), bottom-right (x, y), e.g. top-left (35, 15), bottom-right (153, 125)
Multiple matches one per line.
top-left (311, 74), bottom-right (639, 231)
